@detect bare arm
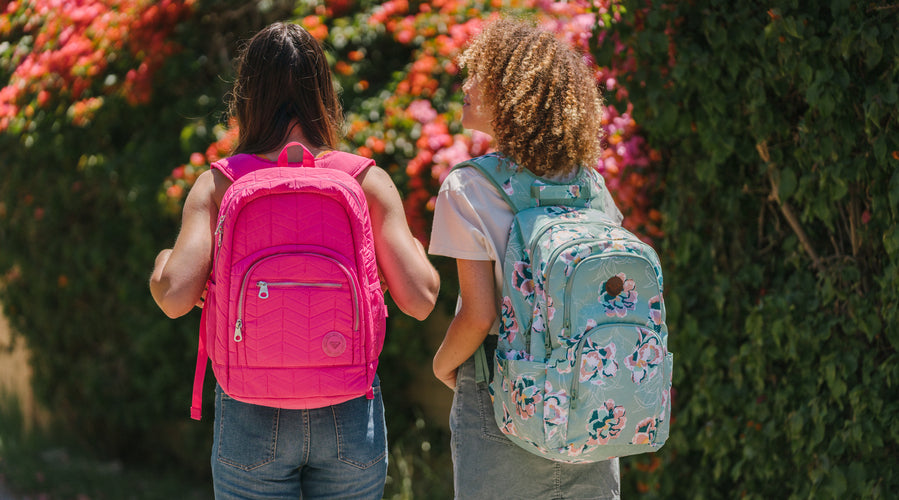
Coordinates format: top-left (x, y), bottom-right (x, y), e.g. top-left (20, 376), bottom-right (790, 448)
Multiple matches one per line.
top-left (432, 259), bottom-right (496, 389)
top-left (358, 165), bottom-right (440, 320)
top-left (149, 169), bottom-right (225, 318)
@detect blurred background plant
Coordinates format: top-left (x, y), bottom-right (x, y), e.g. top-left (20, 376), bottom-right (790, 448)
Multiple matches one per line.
top-left (2, 0), bottom-right (896, 498)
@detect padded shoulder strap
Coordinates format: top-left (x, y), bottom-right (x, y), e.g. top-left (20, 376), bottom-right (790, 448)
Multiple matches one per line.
top-left (452, 153), bottom-right (603, 214)
top-left (212, 150), bottom-right (375, 182)
top-left (452, 153), bottom-right (526, 212)
top-left (211, 154), bottom-right (258, 182)
top-left (316, 151), bottom-right (376, 179)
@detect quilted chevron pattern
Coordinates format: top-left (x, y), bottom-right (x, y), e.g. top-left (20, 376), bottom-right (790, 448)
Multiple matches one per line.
top-left (198, 149), bottom-right (387, 410)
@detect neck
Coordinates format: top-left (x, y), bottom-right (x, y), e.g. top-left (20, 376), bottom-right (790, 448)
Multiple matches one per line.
top-left (258, 126), bottom-right (329, 161)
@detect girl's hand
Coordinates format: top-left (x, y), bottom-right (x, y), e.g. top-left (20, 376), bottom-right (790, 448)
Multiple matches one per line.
top-left (435, 367), bottom-right (457, 390)
top-left (432, 259), bottom-right (496, 391)
top-left (196, 284), bottom-right (207, 309)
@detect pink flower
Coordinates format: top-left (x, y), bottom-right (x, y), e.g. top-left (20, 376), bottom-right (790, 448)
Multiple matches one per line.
top-left (406, 99), bottom-right (437, 123)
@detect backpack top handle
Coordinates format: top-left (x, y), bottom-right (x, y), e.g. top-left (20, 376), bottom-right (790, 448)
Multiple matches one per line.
top-left (277, 141), bottom-right (316, 169)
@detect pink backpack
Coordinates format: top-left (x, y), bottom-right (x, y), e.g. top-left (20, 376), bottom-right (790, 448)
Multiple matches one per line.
top-left (190, 142), bottom-right (387, 420)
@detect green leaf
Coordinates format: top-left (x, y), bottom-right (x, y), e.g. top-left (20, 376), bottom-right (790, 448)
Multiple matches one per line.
top-left (886, 315), bottom-right (899, 350)
top-left (840, 32), bottom-right (855, 59)
top-left (778, 167), bottom-right (797, 199)
top-left (829, 175), bottom-right (849, 201)
top-left (884, 227), bottom-right (899, 255)
top-left (866, 43), bottom-right (883, 69)
top-left (799, 62), bottom-right (813, 85)
top-left (829, 467), bottom-right (848, 496)
top-left (782, 17), bottom-right (801, 39)
top-left (874, 135), bottom-right (888, 162)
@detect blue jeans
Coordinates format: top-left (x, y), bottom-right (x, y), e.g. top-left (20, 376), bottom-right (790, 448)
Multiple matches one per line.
top-left (211, 378), bottom-right (387, 499)
top-left (450, 356), bottom-right (620, 500)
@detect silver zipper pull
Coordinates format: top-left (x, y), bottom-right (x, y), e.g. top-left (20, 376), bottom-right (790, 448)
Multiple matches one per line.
top-left (215, 215), bottom-right (226, 247)
top-left (234, 319), bottom-right (243, 342)
top-left (257, 281), bottom-right (269, 299)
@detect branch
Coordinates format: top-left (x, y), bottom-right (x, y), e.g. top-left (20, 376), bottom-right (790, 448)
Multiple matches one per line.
top-left (868, 3), bottom-right (899, 12)
top-left (848, 194), bottom-right (860, 258)
top-left (757, 141), bottom-right (823, 272)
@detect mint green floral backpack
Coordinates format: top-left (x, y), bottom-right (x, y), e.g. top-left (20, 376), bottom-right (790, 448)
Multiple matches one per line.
top-left (459, 153), bottom-right (673, 463)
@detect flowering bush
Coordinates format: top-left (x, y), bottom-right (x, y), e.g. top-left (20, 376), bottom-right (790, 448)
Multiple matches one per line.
top-left (0, 0), bottom-right (664, 494)
top-left (0, 0), bottom-right (279, 476)
top-left (0, 0), bottom-right (194, 133)
top-left (163, 0), bottom-right (662, 243)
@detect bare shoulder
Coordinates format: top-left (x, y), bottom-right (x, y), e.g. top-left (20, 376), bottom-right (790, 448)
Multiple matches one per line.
top-left (356, 165), bottom-right (401, 203)
top-left (357, 164), bottom-right (393, 188)
top-left (188, 168), bottom-right (232, 210)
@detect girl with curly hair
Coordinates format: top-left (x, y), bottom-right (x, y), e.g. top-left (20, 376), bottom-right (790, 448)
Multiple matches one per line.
top-left (428, 17), bottom-right (622, 499)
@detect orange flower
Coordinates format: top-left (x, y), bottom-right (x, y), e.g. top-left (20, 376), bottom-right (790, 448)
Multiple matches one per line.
top-left (366, 136), bottom-right (386, 154)
top-left (166, 184), bottom-right (184, 199)
top-left (335, 61), bottom-right (354, 76)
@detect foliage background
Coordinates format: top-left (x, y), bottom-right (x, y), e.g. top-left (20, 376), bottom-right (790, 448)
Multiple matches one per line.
top-left (1, 0), bottom-right (897, 498)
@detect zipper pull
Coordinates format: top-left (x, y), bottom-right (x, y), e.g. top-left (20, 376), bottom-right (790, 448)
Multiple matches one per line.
top-left (234, 319), bottom-right (243, 342)
top-left (215, 215), bottom-right (226, 247)
top-left (257, 281), bottom-right (269, 299)
top-left (570, 384), bottom-right (578, 410)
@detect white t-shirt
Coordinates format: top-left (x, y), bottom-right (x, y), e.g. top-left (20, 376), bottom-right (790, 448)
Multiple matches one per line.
top-left (429, 166), bottom-right (512, 288)
top-left (428, 162), bottom-right (623, 334)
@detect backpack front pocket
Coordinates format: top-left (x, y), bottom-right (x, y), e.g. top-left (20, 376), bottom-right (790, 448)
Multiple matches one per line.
top-left (563, 324), bottom-right (669, 458)
top-left (232, 248), bottom-right (362, 370)
top-left (491, 353), bottom-right (547, 450)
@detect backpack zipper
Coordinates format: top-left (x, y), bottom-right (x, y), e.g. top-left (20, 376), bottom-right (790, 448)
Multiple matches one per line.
top-left (234, 252), bottom-right (360, 342)
top-left (569, 332), bottom-right (594, 410)
top-left (215, 215), bottom-right (226, 248)
top-left (216, 173), bottom-right (364, 250)
top-left (562, 251), bottom-right (658, 341)
top-left (527, 221), bottom-right (602, 356)
top-left (568, 322), bottom-right (638, 409)
top-left (256, 280), bottom-right (343, 299)
top-left (526, 209), bottom-right (615, 268)
top-left (224, 175), bottom-right (367, 344)
top-left (543, 219), bottom-right (617, 278)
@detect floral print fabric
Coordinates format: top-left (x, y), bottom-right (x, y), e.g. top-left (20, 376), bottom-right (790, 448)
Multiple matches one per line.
top-left (461, 154), bottom-right (672, 464)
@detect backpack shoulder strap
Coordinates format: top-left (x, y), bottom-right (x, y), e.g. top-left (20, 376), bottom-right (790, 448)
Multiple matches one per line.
top-left (211, 154), bottom-right (261, 182)
top-left (316, 151), bottom-right (376, 179)
top-left (451, 153), bottom-right (531, 213)
top-left (212, 142), bottom-right (316, 181)
top-left (452, 153), bottom-right (601, 213)
top-left (213, 146), bottom-right (376, 182)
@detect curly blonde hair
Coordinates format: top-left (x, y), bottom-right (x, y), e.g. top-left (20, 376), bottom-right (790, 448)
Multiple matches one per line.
top-left (458, 18), bottom-right (604, 177)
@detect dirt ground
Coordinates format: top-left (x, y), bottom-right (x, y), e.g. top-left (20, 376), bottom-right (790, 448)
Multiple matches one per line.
top-left (0, 306), bottom-right (48, 431)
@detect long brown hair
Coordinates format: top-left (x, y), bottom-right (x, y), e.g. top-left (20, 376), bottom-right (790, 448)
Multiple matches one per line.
top-left (228, 22), bottom-right (342, 154)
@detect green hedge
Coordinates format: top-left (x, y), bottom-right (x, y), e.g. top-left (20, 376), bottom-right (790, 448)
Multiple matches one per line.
top-left (600, 0), bottom-right (898, 497)
top-left (3, 0), bottom-right (897, 497)
top-left (0, 0), bottom-right (299, 475)
top-left (0, 1), bottom-right (454, 491)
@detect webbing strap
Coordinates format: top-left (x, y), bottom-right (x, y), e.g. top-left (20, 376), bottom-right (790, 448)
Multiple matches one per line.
top-left (190, 293), bottom-right (210, 421)
top-left (474, 344), bottom-right (490, 384)
top-left (474, 335), bottom-right (498, 385)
